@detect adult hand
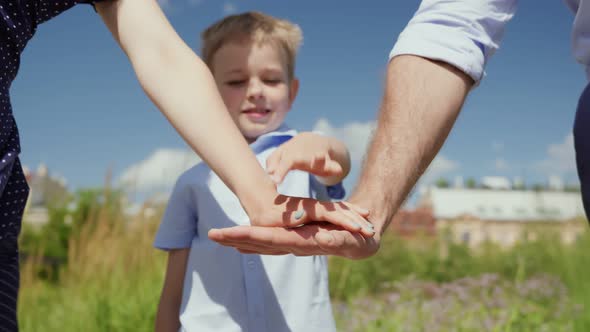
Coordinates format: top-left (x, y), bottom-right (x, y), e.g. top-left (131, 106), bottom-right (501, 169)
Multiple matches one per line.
top-left (208, 221), bottom-right (380, 259)
top-left (243, 191), bottom-right (375, 238)
top-left (210, 192), bottom-right (381, 259)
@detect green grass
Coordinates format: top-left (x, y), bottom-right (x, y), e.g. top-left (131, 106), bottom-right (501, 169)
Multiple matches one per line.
top-left (330, 229), bottom-right (590, 331)
top-left (18, 204), bottom-right (590, 331)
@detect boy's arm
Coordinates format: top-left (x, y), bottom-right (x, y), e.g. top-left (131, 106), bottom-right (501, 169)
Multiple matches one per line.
top-left (315, 136), bottom-right (351, 186)
top-left (266, 132), bottom-right (351, 186)
top-left (155, 248), bottom-right (190, 332)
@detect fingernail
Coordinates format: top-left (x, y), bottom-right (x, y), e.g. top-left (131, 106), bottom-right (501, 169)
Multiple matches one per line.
top-left (358, 207), bottom-right (370, 215)
top-left (349, 220), bottom-right (362, 230)
top-left (364, 224), bottom-right (375, 233)
top-left (271, 174), bottom-right (281, 183)
top-left (294, 210), bottom-right (304, 220)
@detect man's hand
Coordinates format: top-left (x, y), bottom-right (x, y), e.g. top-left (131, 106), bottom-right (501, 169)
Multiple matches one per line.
top-left (209, 55), bottom-right (472, 259)
top-left (208, 222), bottom-right (380, 259)
top-left (266, 132), bottom-right (351, 186)
top-left (210, 194), bottom-right (382, 259)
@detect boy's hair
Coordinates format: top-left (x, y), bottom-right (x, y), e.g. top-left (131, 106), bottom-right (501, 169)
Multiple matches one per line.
top-left (201, 11), bottom-right (303, 80)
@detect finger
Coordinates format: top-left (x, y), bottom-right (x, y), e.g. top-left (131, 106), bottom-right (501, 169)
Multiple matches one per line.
top-left (311, 154), bottom-right (341, 176)
top-left (237, 245), bottom-right (311, 256)
top-left (266, 149), bottom-right (283, 182)
top-left (284, 199), bottom-right (366, 234)
top-left (315, 228), bottom-right (375, 259)
top-left (340, 208), bottom-right (375, 237)
top-left (217, 237), bottom-right (285, 253)
top-left (322, 160), bottom-right (343, 176)
top-left (272, 155), bottom-right (294, 184)
top-left (339, 201), bottom-right (370, 217)
top-left (310, 152), bottom-right (327, 171)
top-left (237, 248), bottom-right (291, 255)
top-left (209, 225), bottom-right (325, 254)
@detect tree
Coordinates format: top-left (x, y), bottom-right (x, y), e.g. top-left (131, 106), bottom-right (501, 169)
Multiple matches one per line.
top-left (435, 177), bottom-right (450, 188)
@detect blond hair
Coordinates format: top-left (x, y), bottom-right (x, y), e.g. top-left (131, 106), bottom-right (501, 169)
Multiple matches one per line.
top-left (201, 11), bottom-right (303, 80)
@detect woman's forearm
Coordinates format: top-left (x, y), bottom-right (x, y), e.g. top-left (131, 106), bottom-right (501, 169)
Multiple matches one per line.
top-left (132, 49), bottom-right (276, 206)
top-left (96, 0), bottom-right (277, 214)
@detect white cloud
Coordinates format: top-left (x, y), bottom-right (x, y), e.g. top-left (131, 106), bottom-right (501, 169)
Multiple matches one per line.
top-left (495, 158), bottom-right (509, 171)
top-left (492, 141), bottom-right (504, 152)
top-left (118, 148), bottom-right (201, 197)
top-left (223, 2), bottom-right (237, 14)
top-left (311, 118), bottom-right (459, 197)
top-left (534, 133), bottom-right (576, 175)
top-left (312, 118), bottom-right (375, 163)
top-left (421, 155), bottom-right (460, 184)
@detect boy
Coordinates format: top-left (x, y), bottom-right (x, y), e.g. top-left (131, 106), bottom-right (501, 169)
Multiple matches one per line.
top-left (154, 11), bottom-right (369, 332)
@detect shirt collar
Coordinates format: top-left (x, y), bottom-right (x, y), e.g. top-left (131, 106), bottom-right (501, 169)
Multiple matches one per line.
top-left (249, 124), bottom-right (296, 154)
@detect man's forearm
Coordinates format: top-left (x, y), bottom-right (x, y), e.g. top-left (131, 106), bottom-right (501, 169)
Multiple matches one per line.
top-left (351, 55), bottom-right (473, 234)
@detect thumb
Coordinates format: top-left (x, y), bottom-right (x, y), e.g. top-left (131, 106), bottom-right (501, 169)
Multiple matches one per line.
top-left (266, 148), bottom-right (282, 175)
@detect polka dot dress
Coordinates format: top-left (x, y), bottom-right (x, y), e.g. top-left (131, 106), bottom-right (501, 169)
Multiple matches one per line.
top-left (0, 1), bottom-right (109, 330)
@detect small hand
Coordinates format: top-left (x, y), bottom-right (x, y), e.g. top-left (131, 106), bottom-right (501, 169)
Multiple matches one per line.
top-left (266, 132), bottom-right (346, 185)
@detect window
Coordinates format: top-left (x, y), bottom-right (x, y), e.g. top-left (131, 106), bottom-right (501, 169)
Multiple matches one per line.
top-left (461, 231), bottom-right (471, 245)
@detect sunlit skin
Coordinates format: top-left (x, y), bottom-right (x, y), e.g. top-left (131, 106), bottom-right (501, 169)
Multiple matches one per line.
top-left (212, 42), bottom-right (299, 143)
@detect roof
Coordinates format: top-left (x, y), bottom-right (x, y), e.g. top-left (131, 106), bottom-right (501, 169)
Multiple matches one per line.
top-left (421, 187), bottom-right (585, 222)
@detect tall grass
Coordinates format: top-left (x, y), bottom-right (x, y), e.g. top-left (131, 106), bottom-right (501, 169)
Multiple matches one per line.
top-left (19, 202), bottom-right (166, 332)
top-left (18, 200), bottom-right (590, 331)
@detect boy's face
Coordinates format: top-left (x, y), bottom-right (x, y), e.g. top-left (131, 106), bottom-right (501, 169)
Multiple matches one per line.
top-left (212, 41), bottom-right (299, 143)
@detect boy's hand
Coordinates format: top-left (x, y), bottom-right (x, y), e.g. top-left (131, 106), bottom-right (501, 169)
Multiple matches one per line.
top-left (266, 132), bottom-right (346, 185)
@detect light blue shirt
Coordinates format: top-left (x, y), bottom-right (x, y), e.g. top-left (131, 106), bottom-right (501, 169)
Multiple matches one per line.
top-left (390, 0), bottom-right (590, 81)
top-left (154, 125), bottom-right (343, 332)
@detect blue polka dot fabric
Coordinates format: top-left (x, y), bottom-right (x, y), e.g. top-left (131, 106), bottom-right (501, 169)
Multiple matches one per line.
top-left (0, 1), bottom-right (109, 330)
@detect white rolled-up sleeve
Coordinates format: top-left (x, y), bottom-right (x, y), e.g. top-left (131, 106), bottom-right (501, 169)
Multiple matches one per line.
top-left (389, 0), bottom-right (517, 83)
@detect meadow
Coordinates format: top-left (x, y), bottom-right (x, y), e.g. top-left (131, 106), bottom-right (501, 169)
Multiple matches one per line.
top-left (18, 192), bottom-right (590, 331)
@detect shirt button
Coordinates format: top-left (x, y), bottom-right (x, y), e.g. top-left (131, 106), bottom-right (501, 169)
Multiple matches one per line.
top-left (247, 260), bottom-right (255, 269)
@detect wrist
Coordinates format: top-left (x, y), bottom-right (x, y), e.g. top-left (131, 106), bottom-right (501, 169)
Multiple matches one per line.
top-left (236, 178), bottom-right (278, 221)
top-left (349, 190), bottom-right (397, 236)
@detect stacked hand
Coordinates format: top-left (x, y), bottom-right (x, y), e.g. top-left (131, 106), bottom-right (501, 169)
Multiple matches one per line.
top-left (209, 132), bottom-right (380, 259)
top-left (209, 218), bottom-right (381, 259)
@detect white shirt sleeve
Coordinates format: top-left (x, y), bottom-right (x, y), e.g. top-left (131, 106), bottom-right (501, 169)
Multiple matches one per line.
top-left (389, 0), bottom-right (517, 83)
top-left (153, 175), bottom-right (198, 250)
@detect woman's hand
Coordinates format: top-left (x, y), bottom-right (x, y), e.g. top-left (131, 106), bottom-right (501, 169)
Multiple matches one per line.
top-left (240, 187), bottom-right (375, 237)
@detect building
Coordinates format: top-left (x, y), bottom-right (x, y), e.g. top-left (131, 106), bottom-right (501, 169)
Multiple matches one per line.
top-left (22, 164), bottom-right (69, 227)
top-left (390, 207), bottom-right (437, 237)
top-left (417, 187), bottom-right (587, 248)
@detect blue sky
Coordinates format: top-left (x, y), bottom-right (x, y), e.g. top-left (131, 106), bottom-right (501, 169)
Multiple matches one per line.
top-left (10, 1), bottom-right (587, 200)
